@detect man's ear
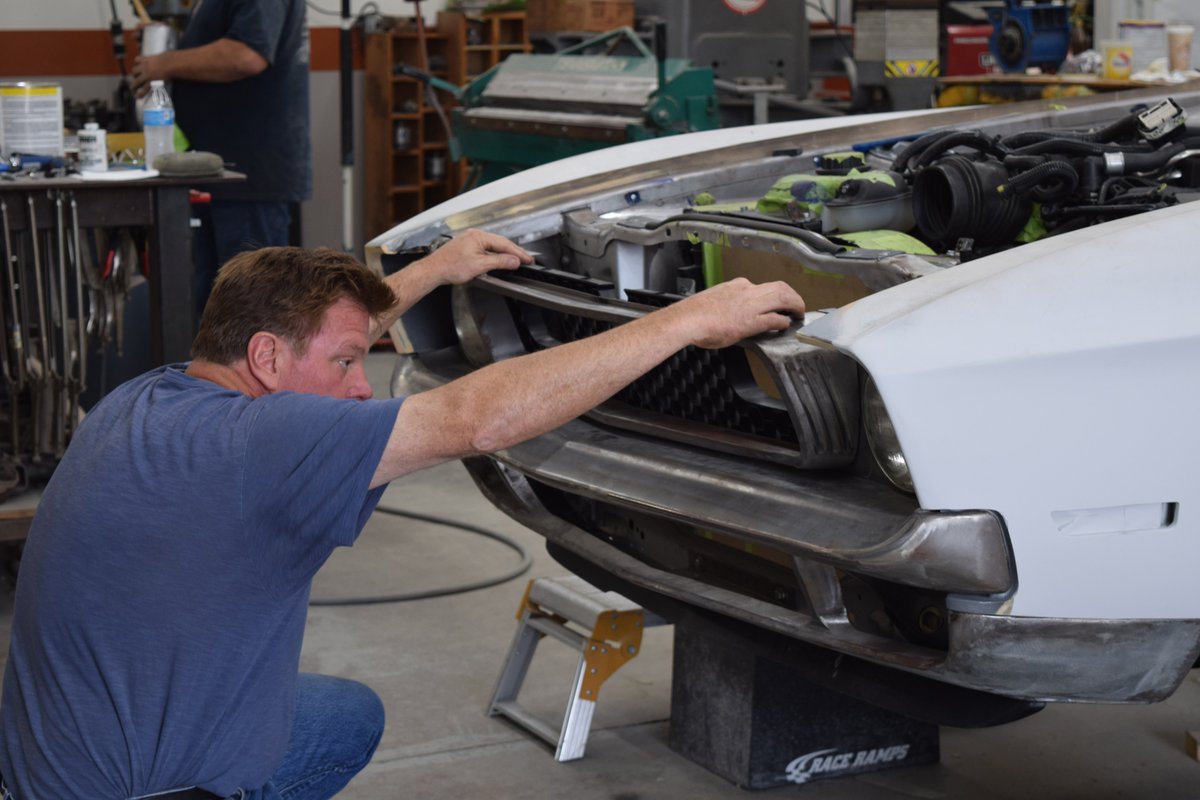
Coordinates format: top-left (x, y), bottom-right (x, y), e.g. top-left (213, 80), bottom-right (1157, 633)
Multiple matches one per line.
top-left (246, 331), bottom-right (284, 392)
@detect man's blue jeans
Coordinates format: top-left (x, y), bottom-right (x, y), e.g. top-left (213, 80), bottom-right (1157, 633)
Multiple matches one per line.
top-left (193, 199), bottom-right (292, 316)
top-left (0, 675), bottom-right (382, 800)
top-left (244, 673), bottom-right (385, 800)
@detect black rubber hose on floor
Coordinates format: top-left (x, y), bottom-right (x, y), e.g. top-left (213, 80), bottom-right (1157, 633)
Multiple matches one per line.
top-left (309, 506), bottom-right (533, 606)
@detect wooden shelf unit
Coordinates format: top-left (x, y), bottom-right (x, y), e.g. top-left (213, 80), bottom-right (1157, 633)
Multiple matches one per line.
top-left (364, 22), bottom-right (461, 242)
top-left (442, 11), bottom-right (532, 81)
top-left (364, 12), bottom-right (531, 240)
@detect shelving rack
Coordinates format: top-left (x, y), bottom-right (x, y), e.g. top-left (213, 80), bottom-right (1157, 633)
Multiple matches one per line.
top-left (442, 11), bottom-right (532, 82)
top-left (363, 12), bottom-right (531, 240)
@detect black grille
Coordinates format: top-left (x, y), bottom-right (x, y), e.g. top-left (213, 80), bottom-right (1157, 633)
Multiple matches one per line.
top-left (509, 301), bottom-right (798, 445)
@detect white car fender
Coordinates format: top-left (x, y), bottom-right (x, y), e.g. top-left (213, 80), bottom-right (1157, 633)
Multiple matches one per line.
top-left (805, 201), bottom-right (1200, 620)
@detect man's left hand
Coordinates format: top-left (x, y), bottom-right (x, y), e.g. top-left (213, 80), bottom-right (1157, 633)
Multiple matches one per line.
top-left (420, 229), bottom-right (532, 286)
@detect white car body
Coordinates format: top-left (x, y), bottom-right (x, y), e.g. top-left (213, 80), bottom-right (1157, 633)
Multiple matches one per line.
top-left (368, 87), bottom-right (1200, 714)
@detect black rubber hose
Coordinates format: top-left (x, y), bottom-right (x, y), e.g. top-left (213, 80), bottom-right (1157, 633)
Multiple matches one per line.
top-left (892, 130), bottom-right (959, 173)
top-left (1001, 114), bottom-right (1139, 148)
top-left (1121, 141), bottom-right (1186, 174)
top-left (997, 160), bottom-right (1079, 201)
top-left (1002, 154), bottom-right (1046, 173)
top-left (1012, 138), bottom-right (1108, 157)
top-left (912, 154), bottom-right (1031, 246)
top-left (1042, 203), bottom-right (1163, 219)
top-left (309, 506), bottom-right (533, 606)
top-left (910, 131), bottom-right (1008, 170)
top-left (1091, 113), bottom-right (1139, 142)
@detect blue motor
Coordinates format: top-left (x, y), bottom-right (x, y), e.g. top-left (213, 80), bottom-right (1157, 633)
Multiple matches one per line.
top-left (986, 0), bottom-right (1072, 73)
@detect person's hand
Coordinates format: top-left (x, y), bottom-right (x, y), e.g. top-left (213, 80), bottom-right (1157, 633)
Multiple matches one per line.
top-left (420, 229), bottom-right (532, 285)
top-left (664, 277), bottom-right (806, 349)
top-left (131, 54), bottom-right (167, 97)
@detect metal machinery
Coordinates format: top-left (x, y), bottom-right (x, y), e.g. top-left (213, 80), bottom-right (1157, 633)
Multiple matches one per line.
top-left (986, 0), bottom-right (1072, 73)
top-left (853, 0), bottom-right (941, 111)
top-left (451, 28), bottom-right (718, 186)
top-left (632, 0), bottom-right (811, 126)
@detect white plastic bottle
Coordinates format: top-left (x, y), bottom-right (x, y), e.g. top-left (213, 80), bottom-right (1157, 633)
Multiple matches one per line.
top-left (142, 80), bottom-right (175, 169)
top-left (79, 122), bottom-right (108, 171)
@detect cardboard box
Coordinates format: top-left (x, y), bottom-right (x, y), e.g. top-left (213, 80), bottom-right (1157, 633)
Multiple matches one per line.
top-left (527, 0), bottom-right (635, 33)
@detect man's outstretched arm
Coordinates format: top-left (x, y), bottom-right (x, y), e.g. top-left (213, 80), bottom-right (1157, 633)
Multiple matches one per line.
top-left (370, 277), bottom-right (805, 487)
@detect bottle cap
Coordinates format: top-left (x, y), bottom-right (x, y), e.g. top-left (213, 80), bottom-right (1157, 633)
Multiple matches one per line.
top-left (151, 80), bottom-right (165, 88)
top-left (84, 122), bottom-right (99, 130)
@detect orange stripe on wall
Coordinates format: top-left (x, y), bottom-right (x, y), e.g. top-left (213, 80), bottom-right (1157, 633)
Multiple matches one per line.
top-left (310, 27), bottom-right (365, 72)
top-left (0, 28), bottom-right (362, 78)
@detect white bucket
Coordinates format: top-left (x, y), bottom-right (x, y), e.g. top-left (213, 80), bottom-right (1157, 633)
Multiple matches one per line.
top-left (0, 82), bottom-right (65, 157)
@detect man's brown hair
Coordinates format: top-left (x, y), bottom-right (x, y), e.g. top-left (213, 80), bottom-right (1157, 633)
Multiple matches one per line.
top-left (191, 247), bottom-right (396, 365)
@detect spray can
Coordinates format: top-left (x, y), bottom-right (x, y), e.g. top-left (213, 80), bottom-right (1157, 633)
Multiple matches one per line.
top-left (78, 122), bottom-right (108, 171)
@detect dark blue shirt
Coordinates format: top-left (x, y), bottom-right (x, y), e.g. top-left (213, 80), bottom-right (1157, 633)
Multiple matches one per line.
top-left (174, 0), bottom-right (312, 202)
top-left (0, 365), bottom-right (402, 798)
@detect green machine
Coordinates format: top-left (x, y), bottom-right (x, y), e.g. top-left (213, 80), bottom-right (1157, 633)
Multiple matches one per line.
top-left (446, 28), bottom-right (718, 186)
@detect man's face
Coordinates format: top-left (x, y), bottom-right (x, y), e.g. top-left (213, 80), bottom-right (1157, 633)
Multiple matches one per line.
top-left (275, 297), bottom-right (374, 400)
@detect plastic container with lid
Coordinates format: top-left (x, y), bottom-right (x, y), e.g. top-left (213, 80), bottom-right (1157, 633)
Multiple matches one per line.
top-left (78, 122), bottom-right (107, 171)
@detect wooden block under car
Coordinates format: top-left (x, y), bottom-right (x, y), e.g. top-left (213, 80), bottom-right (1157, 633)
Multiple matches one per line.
top-left (526, 0), bottom-right (635, 32)
top-left (1187, 731), bottom-right (1200, 761)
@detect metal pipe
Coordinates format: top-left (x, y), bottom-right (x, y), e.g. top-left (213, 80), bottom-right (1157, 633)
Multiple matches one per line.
top-left (340, 0), bottom-right (354, 253)
top-left (654, 21), bottom-right (666, 94)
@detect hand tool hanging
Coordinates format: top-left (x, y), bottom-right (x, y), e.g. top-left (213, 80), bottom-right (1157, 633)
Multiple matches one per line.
top-left (51, 191), bottom-right (71, 457)
top-left (25, 196), bottom-right (53, 462)
top-left (0, 200), bottom-right (26, 457)
top-left (68, 193), bottom-right (87, 435)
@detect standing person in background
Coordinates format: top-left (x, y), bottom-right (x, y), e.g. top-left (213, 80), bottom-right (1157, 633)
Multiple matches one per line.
top-left (132, 0), bottom-right (311, 314)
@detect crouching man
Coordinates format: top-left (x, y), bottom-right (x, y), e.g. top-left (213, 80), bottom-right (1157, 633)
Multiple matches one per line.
top-left (0, 230), bottom-right (804, 800)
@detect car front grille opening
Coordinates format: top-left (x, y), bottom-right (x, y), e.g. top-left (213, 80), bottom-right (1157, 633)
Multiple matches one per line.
top-left (509, 299), bottom-right (799, 445)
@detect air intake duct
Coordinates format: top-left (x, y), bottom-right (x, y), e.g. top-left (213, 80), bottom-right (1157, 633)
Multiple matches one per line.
top-left (912, 155), bottom-right (1031, 246)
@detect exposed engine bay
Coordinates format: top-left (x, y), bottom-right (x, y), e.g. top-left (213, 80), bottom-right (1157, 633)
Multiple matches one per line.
top-left (488, 95), bottom-right (1199, 301)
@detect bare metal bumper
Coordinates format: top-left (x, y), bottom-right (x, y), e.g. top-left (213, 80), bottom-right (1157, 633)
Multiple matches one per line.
top-left (395, 354), bottom-right (1200, 703)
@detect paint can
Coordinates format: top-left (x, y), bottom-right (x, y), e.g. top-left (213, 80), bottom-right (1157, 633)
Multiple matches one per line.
top-left (0, 82), bottom-right (65, 157)
top-left (1101, 41), bottom-right (1133, 80)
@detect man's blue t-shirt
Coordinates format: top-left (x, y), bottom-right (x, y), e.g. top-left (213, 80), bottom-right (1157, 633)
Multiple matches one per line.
top-left (173, 0), bottom-right (311, 202)
top-left (0, 365), bottom-right (402, 798)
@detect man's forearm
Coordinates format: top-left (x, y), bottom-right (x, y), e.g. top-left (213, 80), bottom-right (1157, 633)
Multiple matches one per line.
top-left (139, 39), bottom-right (268, 85)
top-left (374, 304), bottom-right (697, 484)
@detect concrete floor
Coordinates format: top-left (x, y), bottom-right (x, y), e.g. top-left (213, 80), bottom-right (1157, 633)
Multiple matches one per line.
top-left (2, 352), bottom-right (1199, 798)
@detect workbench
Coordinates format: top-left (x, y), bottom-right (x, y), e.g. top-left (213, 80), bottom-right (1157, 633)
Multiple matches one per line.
top-left (0, 170), bottom-right (243, 543)
top-left (936, 73), bottom-right (1200, 107)
top-left (0, 170), bottom-right (243, 364)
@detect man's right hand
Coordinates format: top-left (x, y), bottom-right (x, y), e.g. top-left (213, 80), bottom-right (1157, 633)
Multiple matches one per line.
top-left (131, 54), bottom-right (167, 96)
top-left (663, 277), bottom-right (806, 349)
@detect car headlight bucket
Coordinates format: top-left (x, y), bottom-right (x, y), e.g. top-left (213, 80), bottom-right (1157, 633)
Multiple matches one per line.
top-left (863, 376), bottom-right (914, 493)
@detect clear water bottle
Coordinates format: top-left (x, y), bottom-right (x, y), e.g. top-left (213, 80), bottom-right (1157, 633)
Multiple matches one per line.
top-left (142, 80), bottom-right (175, 169)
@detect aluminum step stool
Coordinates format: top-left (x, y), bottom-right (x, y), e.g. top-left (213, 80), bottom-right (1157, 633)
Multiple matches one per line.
top-left (487, 575), bottom-right (662, 761)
